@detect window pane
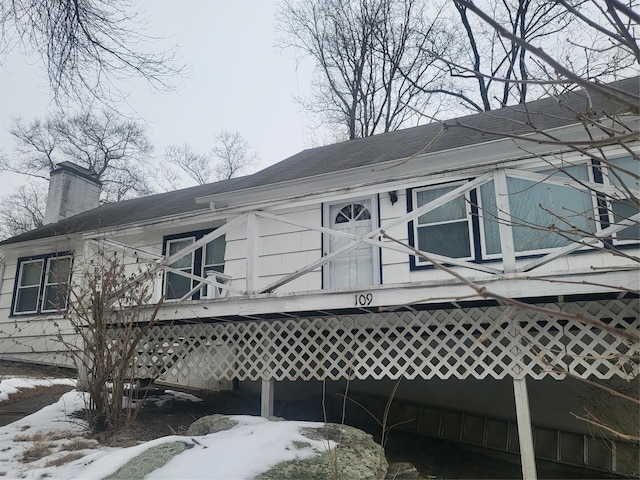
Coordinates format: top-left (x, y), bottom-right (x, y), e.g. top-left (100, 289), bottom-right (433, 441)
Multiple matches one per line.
top-left (417, 222), bottom-right (471, 259)
top-left (168, 239), bottom-right (194, 269)
top-left (165, 272), bottom-right (192, 300)
top-left (613, 201), bottom-right (639, 240)
top-left (47, 258), bottom-right (71, 283)
top-left (479, 181), bottom-right (501, 255)
top-left (205, 236), bottom-right (226, 266)
top-left (416, 187), bottom-right (467, 224)
top-left (42, 284), bottom-right (68, 311)
top-left (608, 157), bottom-right (639, 241)
top-left (16, 287), bottom-right (39, 313)
top-left (606, 157), bottom-right (639, 189)
top-left (20, 261), bottom-right (43, 286)
top-left (508, 166), bottom-right (595, 252)
top-left (42, 257), bottom-right (71, 312)
top-left (353, 203), bottom-right (371, 220)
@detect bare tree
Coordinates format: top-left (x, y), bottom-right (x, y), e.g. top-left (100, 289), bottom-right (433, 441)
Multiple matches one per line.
top-left (165, 131), bottom-right (259, 186)
top-left (3, 110), bottom-right (154, 202)
top-left (276, 0), bottom-right (450, 139)
top-left (0, 0), bottom-right (181, 103)
top-left (210, 131), bottom-right (259, 181)
top-left (164, 144), bottom-right (213, 186)
top-left (0, 180), bottom-right (46, 238)
top-left (62, 246), bottom-right (161, 433)
top-left (434, 0), bottom-right (579, 110)
top-left (442, 0), bottom-right (639, 111)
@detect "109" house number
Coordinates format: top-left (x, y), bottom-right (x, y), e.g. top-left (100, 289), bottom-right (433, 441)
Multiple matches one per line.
top-left (355, 293), bottom-right (373, 306)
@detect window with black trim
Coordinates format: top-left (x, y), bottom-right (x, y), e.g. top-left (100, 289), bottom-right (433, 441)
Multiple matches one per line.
top-left (412, 182), bottom-right (476, 262)
top-left (12, 254), bottom-right (72, 315)
top-left (162, 230), bottom-right (226, 300)
top-left (408, 159), bottom-right (636, 269)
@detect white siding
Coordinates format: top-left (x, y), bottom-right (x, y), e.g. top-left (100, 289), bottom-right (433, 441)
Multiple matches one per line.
top-left (0, 238), bottom-right (80, 366)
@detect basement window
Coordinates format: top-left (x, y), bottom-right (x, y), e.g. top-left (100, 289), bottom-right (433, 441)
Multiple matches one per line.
top-left (12, 254), bottom-right (72, 315)
top-left (162, 230), bottom-right (226, 301)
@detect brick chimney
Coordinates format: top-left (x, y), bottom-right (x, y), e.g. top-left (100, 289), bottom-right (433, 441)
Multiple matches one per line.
top-left (43, 162), bottom-right (102, 225)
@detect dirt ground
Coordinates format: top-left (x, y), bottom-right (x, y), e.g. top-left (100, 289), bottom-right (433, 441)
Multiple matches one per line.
top-left (0, 362), bottom-right (627, 479)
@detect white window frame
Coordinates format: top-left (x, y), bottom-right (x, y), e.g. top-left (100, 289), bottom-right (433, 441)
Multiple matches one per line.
top-left (162, 231), bottom-right (227, 301)
top-left (12, 254), bottom-right (72, 315)
top-left (412, 181), bottom-right (476, 263)
top-left (40, 256), bottom-right (73, 313)
top-left (164, 236), bottom-right (196, 301)
top-left (479, 163), bottom-right (598, 260)
top-left (13, 259), bottom-right (44, 315)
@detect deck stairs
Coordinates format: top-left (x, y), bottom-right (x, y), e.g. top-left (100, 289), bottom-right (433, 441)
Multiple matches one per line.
top-left (344, 391), bottom-right (638, 477)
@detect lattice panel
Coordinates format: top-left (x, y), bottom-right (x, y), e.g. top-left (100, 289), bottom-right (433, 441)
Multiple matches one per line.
top-left (128, 299), bottom-right (638, 385)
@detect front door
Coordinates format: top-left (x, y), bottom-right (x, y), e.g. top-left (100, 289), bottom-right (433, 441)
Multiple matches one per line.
top-left (324, 197), bottom-right (379, 289)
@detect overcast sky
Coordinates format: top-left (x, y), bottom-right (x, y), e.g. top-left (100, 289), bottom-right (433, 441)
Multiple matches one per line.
top-left (0, 0), bottom-right (319, 195)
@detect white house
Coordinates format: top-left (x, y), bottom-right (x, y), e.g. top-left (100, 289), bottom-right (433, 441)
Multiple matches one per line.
top-left (0, 77), bottom-right (638, 478)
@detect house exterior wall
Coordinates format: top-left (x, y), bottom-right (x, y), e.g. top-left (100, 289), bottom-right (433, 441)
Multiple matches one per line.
top-left (0, 136), bottom-right (637, 403)
top-left (1, 157), bottom-right (638, 364)
top-left (0, 236), bottom-right (82, 367)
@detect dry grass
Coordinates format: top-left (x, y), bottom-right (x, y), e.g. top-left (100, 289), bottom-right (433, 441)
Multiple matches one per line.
top-left (21, 441), bottom-right (54, 463)
top-left (45, 452), bottom-right (86, 467)
top-left (15, 430), bottom-right (96, 466)
top-left (13, 430), bottom-right (76, 443)
top-left (63, 438), bottom-right (97, 451)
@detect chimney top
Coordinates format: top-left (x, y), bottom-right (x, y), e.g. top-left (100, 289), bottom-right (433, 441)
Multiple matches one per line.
top-left (52, 161), bottom-right (102, 185)
top-left (43, 162), bottom-right (102, 225)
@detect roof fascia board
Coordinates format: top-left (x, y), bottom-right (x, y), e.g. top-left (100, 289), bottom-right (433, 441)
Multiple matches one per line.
top-left (0, 235), bottom-right (79, 253)
top-left (82, 209), bottom-right (231, 241)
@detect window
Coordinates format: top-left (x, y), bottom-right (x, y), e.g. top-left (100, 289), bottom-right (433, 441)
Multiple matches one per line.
top-left (165, 237), bottom-right (196, 300)
top-left (409, 162), bottom-right (614, 268)
top-left (603, 157), bottom-right (639, 242)
top-left (412, 182), bottom-right (475, 262)
top-left (163, 230), bottom-right (226, 300)
top-left (12, 254), bottom-right (72, 315)
top-left (480, 165), bottom-right (596, 256)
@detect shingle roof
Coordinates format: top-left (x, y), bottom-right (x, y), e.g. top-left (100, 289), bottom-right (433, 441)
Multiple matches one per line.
top-left (2, 76), bottom-right (637, 246)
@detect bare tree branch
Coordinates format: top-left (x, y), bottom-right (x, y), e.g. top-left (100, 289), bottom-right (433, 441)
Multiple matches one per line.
top-left (0, 0), bottom-right (183, 104)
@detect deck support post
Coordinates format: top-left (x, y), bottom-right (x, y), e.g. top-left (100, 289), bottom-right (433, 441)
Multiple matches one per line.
top-left (246, 211), bottom-right (258, 294)
top-left (261, 378), bottom-right (274, 417)
top-left (513, 377), bottom-right (537, 480)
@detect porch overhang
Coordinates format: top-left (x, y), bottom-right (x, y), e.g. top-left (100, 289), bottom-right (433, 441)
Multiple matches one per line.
top-left (146, 268), bottom-right (638, 323)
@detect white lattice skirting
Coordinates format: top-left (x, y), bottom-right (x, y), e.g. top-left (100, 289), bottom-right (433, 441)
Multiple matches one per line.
top-left (131, 299), bottom-right (638, 386)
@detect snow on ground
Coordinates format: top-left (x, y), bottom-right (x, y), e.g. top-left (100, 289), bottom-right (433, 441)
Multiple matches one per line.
top-left (0, 376), bottom-right (76, 401)
top-left (0, 377), bottom-right (334, 479)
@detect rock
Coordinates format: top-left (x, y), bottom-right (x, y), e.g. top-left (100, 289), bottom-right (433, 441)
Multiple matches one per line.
top-left (257, 423), bottom-right (387, 480)
top-left (103, 441), bottom-right (192, 480)
top-left (185, 414), bottom-right (238, 436)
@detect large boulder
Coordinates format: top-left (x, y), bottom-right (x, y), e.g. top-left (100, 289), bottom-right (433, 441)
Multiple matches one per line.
top-left (103, 441), bottom-right (192, 480)
top-left (185, 414), bottom-right (238, 436)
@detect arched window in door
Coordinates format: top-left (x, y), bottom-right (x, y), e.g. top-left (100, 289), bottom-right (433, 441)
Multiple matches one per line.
top-left (335, 203), bottom-right (371, 224)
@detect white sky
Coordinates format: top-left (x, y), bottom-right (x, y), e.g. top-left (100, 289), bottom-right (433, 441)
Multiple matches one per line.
top-left (0, 0), bottom-right (318, 195)
top-left (0, 379), bottom-right (336, 479)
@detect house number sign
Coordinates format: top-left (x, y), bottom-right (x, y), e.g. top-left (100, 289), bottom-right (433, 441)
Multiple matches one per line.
top-left (355, 293), bottom-right (373, 306)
